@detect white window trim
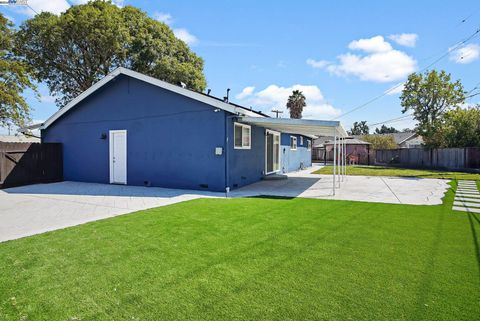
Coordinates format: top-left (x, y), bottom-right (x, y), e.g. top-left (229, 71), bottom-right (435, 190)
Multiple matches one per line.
top-left (290, 136), bottom-right (297, 151)
top-left (300, 136), bottom-right (304, 146)
top-left (307, 139), bottom-right (312, 151)
top-left (234, 122), bottom-right (251, 150)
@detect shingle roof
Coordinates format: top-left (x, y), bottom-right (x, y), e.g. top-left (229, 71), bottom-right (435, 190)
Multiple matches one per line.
top-left (40, 67), bottom-right (267, 130)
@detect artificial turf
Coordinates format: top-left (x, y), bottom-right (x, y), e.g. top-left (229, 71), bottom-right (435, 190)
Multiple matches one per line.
top-left (0, 182), bottom-right (479, 320)
top-left (313, 165), bottom-right (480, 181)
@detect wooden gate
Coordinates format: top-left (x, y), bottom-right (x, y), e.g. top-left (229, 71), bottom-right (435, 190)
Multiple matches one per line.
top-left (0, 142), bottom-right (63, 189)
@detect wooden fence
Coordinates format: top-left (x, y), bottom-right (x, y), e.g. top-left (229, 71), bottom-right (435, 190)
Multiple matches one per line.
top-left (375, 147), bottom-right (480, 170)
top-left (0, 142), bottom-right (63, 189)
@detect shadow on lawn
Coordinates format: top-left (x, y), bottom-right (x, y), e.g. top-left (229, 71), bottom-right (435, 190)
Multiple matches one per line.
top-left (467, 212), bottom-right (480, 280)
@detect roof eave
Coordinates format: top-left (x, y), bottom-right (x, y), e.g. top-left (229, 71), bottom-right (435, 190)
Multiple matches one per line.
top-left (40, 67), bottom-right (264, 130)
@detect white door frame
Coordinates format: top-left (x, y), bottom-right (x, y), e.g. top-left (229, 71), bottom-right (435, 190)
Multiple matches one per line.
top-left (265, 129), bottom-right (281, 175)
top-left (109, 130), bottom-right (127, 184)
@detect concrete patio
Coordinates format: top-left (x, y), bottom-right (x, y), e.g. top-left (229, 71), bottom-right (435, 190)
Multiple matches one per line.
top-left (230, 165), bottom-right (450, 205)
top-left (0, 165), bottom-right (450, 242)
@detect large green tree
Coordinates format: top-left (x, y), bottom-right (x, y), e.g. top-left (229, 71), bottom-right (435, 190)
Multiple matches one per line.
top-left (400, 70), bottom-right (465, 147)
top-left (361, 134), bottom-right (398, 150)
top-left (0, 14), bottom-right (36, 129)
top-left (348, 121), bottom-right (369, 135)
top-left (286, 90), bottom-right (306, 119)
top-left (442, 105), bottom-right (480, 148)
top-left (15, 0), bottom-right (206, 107)
top-left (374, 124), bottom-right (399, 134)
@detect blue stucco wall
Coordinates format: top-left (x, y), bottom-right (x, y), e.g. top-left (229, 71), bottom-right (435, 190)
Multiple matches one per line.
top-left (42, 75), bottom-right (228, 192)
top-left (226, 124), bottom-right (312, 189)
top-left (227, 121), bottom-right (265, 189)
top-left (280, 133), bottom-right (312, 173)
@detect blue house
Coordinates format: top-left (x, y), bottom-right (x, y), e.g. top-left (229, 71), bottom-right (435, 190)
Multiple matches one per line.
top-left (40, 68), bottom-right (346, 192)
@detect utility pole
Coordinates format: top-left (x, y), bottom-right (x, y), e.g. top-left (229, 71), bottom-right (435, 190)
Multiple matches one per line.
top-left (271, 109), bottom-right (283, 118)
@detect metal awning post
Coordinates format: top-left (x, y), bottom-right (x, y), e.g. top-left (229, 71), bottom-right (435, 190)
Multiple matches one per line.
top-left (343, 138), bottom-right (346, 181)
top-left (332, 129), bottom-right (336, 196)
top-left (337, 132), bottom-right (341, 188)
top-left (340, 137), bottom-right (344, 182)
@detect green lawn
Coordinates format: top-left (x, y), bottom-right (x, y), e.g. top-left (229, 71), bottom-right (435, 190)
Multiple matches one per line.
top-left (313, 165), bottom-right (480, 180)
top-left (1, 183), bottom-right (479, 320)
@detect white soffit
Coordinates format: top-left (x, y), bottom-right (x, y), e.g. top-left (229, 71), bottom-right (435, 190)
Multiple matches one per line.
top-left (238, 117), bottom-right (348, 138)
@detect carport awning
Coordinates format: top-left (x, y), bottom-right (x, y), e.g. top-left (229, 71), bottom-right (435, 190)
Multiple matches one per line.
top-left (237, 117), bottom-right (348, 138)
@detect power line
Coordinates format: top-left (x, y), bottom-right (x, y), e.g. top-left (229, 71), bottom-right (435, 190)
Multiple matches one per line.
top-left (367, 81), bottom-right (480, 128)
top-left (332, 27), bottom-right (480, 120)
top-left (456, 7), bottom-right (480, 26)
top-left (27, 4), bottom-right (38, 15)
top-left (367, 114), bottom-right (414, 127)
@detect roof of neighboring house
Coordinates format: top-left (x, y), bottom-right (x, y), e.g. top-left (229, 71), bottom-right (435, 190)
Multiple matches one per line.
top-left (0, 135), bottom-right (40, 143)
top-left (353, 132), bottom-right (418, 145)
top-left (38, 67), bottom-right (268, 130)
top-left (313, 136), bottom-right (370, 147)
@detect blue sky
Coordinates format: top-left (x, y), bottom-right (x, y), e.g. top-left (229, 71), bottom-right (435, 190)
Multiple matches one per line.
top-left (1, 0), bottom-right (480, 134)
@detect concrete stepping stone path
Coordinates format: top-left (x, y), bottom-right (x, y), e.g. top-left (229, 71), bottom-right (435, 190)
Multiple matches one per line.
top-left (453, 181), bottom-right (480, 213)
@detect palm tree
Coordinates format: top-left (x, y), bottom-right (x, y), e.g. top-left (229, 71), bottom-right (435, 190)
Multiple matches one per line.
top-left (286, 90), bottom-right (306, 119)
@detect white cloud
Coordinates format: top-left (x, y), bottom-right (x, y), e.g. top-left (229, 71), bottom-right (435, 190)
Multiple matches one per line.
top-left (385, 82), bottom-right (405, 95)
top-left (449, 44), bottom-right (480, 64)
top-left (154, 12), bottom-right (173, 25)
top-left (388, 33), bottom-right (418, 47)
top-left (306, 59), bottom-right (330, 68)
top-left (173, 28), bottom-right (198, 45)
top-left (22, 0), bottom-right (70, 16)
top-left (348, 35), bottom-right (392, 53)
top-left (235, 86), bottom-right (255, 100)
top-left (13, 0), bottom-right (124, 16)
top-left (39, 94), bottom-right (56, 103)
top-left (308, 35), bottom-right (417, 83)
top-left (235, 84), bottom-right (341, 119)
top-left (4, 15), bottom-right (15, 23)
top-left (154, 13), bottom-right (198, 45)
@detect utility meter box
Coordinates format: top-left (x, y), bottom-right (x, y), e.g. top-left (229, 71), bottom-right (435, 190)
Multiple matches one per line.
top-left (215, 147), bottom-right (223, 156)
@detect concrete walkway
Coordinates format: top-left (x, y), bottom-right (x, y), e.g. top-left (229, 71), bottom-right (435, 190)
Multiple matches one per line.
top-left (0, 166), bottom-right (450, 242)
top-left (453, 180), bottom-right (480, 213)
top-left (230, 166), bottom-right (450, 205)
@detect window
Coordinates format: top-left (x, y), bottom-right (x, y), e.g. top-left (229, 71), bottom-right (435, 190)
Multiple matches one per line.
top-left (234, 123), bottom-right (251, 149)
top-left (290, 136), bottom-right (297, 150)
top-left (307, 139), bottom-right (312, 151)
top-left (300, 136), bottom-right (304, 146)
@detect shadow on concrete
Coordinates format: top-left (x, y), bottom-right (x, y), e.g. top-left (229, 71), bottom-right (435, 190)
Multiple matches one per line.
top-left (230, 176), bottom-right (330, 198)
top-left (3, 181), bottom-right (223, 198)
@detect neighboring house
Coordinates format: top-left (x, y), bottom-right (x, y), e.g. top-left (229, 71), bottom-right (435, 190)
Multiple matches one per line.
top-left (313, 137), bottom-right (371, 165)
top-left (0, 135), bottom-right (40, 143)
top-left (38, 67), bottom-right (346, 192)
top-left (354, 132), bottom-right (423, 149)
top-left (393, 132), bottom-right (423, 148)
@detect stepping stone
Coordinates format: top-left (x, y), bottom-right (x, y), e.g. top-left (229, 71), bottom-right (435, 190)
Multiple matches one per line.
top-left (455, 197), bottom-right (480, 203)
top-left (454, 201), bottom-right (480, 208)
top-left (452, 206), bottom-right (480, 213)
top-left (455, 192), bottom-right (480, 197)
top-left (457, 187), bottom-right (478, 190)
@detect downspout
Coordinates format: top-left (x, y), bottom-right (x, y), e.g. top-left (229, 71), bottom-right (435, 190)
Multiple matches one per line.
top-left (224, 113), bottom-right (238, 197)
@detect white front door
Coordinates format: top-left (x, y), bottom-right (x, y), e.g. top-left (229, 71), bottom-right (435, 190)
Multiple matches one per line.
top-left (109, 130), bottom-right (127, 184)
